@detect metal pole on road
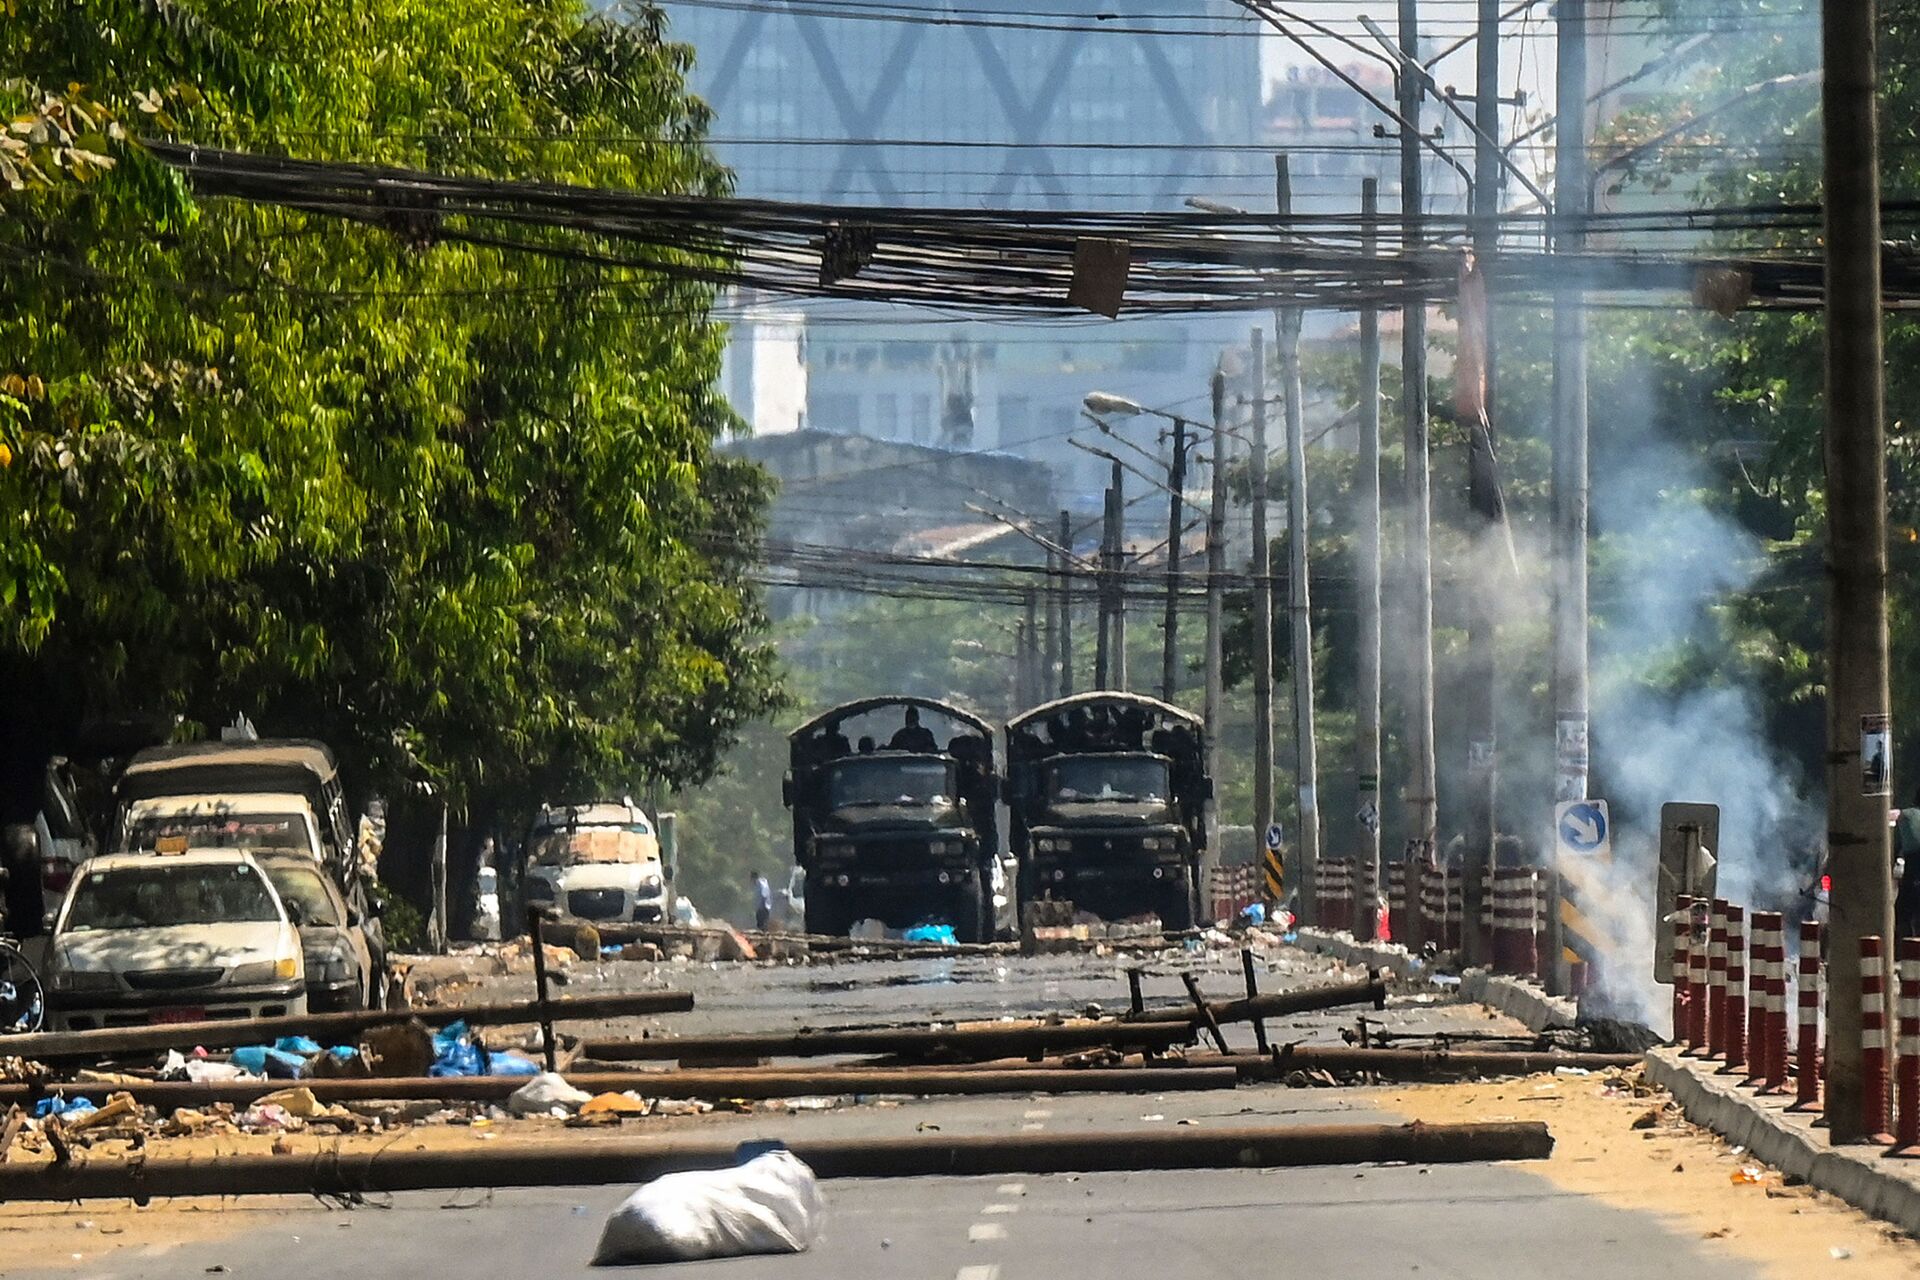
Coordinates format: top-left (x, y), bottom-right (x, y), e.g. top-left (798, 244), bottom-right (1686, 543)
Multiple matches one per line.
top-left (1820, 0), bottom-right (1896, 1146)
top-left (1355, 177), bottom-right (1384, 939)
top-left (1397, 0), bottom-right (1439, 879)
top-left (1250, 327), bottom-right (1276, 892)
top-left (1276, 154), bottom-right (1319, 922)
top-left (1549, 0), bottom-right (1591, 996)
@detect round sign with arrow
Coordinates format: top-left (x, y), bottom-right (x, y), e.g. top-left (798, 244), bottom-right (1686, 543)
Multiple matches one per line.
top-left (1555, 799), bottom-right (1611, 860)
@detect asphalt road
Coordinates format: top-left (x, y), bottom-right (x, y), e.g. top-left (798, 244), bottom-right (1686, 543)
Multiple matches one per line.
top-left (6, 946), bottom-right (1754, 1279)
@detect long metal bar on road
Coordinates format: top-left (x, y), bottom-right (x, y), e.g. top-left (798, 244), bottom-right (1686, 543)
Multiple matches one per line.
top-left (4, 1066), bottom-right (1241, 1112)
top-left (0, 1121), bottom-right (1553, 1200)
top-left (1227, 1045), bottom-right (1641, 1080)
top-left (580, 1020), bottom-right (1196, 1064)
top-left (1128, 976), bottom-right (1387, 1025)
top-left (7, 990), bottom-right (694, 1063)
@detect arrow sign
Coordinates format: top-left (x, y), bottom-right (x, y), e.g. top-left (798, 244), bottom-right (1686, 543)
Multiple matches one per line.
top-left (1555, 799), bottom-right (1611, 860)
top-left (1265, 823), bottom-right (1285, 853)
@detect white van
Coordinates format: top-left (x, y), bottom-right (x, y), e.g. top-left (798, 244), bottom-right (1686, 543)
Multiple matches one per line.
top-left (522, 801), bottom-right (670, 925)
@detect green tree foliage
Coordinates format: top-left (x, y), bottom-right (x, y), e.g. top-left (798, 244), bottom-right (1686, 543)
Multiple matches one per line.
top-left (0, 1), bottom-right (779, 826)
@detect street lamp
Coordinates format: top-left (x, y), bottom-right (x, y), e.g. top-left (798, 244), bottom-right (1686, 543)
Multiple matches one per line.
top-left (1083, 390), bottom-right (1147, 418)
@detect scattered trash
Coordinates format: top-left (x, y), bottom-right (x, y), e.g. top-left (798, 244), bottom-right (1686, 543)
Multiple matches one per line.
top-left (902, 924), bottom-right (957, 946)
top-left (592, 1149), bottom-right (823, 1265)
top-left (1730, 1166), bottom-right (1766, 1186)
top-left (32, 1096), bottom-right (97, 1121)
top-left (1830, 1246), bottom-right (1853, 1260)
top-left (508, 1072), bottom-right (594, 1117)
top-left (579, 1092), bottom-right (651, 1117)
top-left (1631, 1107), bottom-right (1663, 1131)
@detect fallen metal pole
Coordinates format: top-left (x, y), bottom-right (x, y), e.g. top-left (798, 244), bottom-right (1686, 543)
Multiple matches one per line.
top-left (581, 1020), bottom-right (1196, 1063)
top-left (1226, 1045), bottom-right (1640, 1081)
top-left (1182, 972), bottom-right (1232, 1055)
top-left (4, 1065), bottom-right (1241, 1111)
top-left (1241, 950), bottom-right (1271, 1054)
top-left (1130, 976), bottom-right (1387, 1025)
top-left (0, 1121), bottom-right (1552, 1201)
top-left (9, 990), bottom-right (694, 1063)
top-left (528, 908), bottom-right (558, 1074)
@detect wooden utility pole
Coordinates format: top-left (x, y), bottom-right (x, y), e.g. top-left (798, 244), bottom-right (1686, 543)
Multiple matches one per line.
top-left (1250, 327), bottom-right (1276, 882)
top-left (1355, 177), bottom-right (1384, 939)
top-left (1161, 417), bottom-right (1190, 702)
top-left (1059, 510), bottom-right (1075, 696)
top-left (1277, 155), bottom-right (1319, 920)
top-left (1549, 0), bottom-right (1592, 994)
top-left (1204, 367), bottom-right (1229, 884)
top-left (1111, 458), bottom-right (1129, 692)
top-left (1820, 0), bottom-right (1895, 1146)
top-left (1396, 0), bottom-right (1439, 876)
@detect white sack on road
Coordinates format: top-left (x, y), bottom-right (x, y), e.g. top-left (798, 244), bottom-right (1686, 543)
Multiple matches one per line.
top-left (591, 1149), bottom-right (824, 1265)
top-left (506, 1071), bottom-right (593, 1117)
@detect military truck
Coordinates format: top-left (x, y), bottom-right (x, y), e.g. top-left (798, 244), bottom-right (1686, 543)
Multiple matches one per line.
top-left (784, 697), bottom-right (999, 941)
top-left (1005, 692), bottom-right (1209, 931)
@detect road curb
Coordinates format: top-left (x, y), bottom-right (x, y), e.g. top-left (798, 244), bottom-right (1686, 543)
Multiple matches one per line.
top-left (1644, 1046), bottom-right (1920, 1237)
top-left (1291, 927), bottom-right (1576, 1033)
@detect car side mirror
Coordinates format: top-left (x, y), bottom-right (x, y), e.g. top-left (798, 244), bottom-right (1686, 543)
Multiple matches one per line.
top-left (346, 908), bottom-right (363, 928)
top-left (371, 896), bottom-right (388, 915)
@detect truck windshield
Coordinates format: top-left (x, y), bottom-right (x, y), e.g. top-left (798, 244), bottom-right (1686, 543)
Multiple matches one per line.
top-left (63, 863), bottom-right (282, 932)
top-left (1048, 757), bottom-right (1170, 804)
top-left (827, 758), bottom-right (953, 808)
top-left (531, 823), bottom-right (654, 866)
top-left (126, 811), bottom-right (315, 857)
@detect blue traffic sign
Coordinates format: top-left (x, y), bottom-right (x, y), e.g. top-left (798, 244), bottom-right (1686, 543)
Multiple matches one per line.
top-left (1555, 799), bottom-right (1611, 859)
top-left (1265, 823), bottom-right (1285, 852)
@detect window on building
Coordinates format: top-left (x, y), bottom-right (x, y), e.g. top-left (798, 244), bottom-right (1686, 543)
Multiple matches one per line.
top-left (874, 393), bottom-right (900, 438)
top-left (812, 392), bottom-right (860, 432)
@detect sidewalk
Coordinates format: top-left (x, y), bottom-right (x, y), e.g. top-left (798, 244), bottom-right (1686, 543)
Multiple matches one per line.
top-left (1645, 1046), bottom-right (1920, 1237)
top-left (1291, 926), bottom-right (1577, 1034)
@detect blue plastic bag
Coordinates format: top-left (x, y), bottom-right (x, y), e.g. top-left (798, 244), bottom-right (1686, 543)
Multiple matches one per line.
top-left (485, 1052), bottom-right (541, 1077)
top-left (327, 1045), bottom-right (358, 1061)
top-left (430, 1039), bottom-right (485, 1077)
top-left (33, 1096), bottom-right (97, 1120)
top-left (274, 1036), bottom-right (322, 1056)
top-left (231, 1045), bottom-right (269, 1074)
top-left (902, 924), bottom-right (957, 946)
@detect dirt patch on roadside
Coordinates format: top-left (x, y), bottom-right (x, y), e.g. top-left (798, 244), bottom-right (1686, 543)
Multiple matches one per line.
top-left (1383, 1070), bottom-right (1920, 1279)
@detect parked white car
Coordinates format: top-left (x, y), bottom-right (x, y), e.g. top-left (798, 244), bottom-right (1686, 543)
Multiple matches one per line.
top-left (45, 849), bottom-right (307, 1031)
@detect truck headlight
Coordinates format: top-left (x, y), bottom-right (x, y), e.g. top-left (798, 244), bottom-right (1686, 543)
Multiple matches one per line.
top-left (640, 875), bottom-right (663, 892)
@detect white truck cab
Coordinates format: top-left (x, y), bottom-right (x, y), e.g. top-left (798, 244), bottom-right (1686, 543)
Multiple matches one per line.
top-left (522, 801), bottom-right (671, 925)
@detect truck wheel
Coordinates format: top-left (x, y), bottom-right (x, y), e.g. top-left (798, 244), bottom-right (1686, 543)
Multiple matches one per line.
top-left (1161, 879), bottom-right (1197, 933)
top-left (805, 891), bottom-right (847, 939)
top-left (954, 879), bottom-right (990, 944)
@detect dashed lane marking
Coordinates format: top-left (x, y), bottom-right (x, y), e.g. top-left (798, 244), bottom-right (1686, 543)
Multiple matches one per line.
top-left (981, 1203), bottom-right (1019, 1215)
top-left (1022, 1108), bottom-right (1053, 1120)
top-left (968, 1222), bottom-right (1008, 1243)
top-left (957, 1266), bottom-right (1002, 1280)
top-left (996, 1182), bottom-right (1027, 1196)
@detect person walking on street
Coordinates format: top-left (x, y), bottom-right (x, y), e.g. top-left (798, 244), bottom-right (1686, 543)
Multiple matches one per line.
top-left (1896, 789), bottom-right (1920, 940)
top-left (752, 871), bottom-right (773, 933)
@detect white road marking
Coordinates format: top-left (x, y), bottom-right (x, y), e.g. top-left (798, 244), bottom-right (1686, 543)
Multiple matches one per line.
top-left (1020, 1122), bottom-right (1046, 1131)
top-left (981, 1203), bottom-right (1019, 1215)
top-left (957, 1267), bottom-right (1002, 1280)
top-left (968, 1222), bottom-right (1008, 1243)
top-left (996, 1182), bottom-right (1028, 1196)
top-left (1023, 1108), bottom-right (1053, 1120)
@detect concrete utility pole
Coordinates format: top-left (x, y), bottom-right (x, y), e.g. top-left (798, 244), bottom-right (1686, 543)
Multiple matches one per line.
top-left (1250, 327), bottom-right (1276, 885)
top-left (1356, 178), bottom-right (1384, 939)
top-left (1023, 588), bottom-right (1040, 709)
top-left (1111, 458), bottom-right (1129, 692)
top-left (1277, 155), bottom-right (1320, 921)
top-left (1204, 367), bottom-right (1229, 882)
top-left (1458, 0), bottom-right (1503, 966)
top-left (1820, 0), bottom-right (1896, 1146)
top-left (1396, 0), bottom-right (1440, 875)
top-left (1058, 509), bottom-right (1075, 697)
top-left (1549, 0), bottom-right (1592, 994)
top-left (1161, 416), bottom-right (1190, 702)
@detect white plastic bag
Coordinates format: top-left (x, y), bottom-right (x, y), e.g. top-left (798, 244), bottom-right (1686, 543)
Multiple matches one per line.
top-left (507, 1071), bottom-right (593, 1117)
top-left (591, 1150), bottom-right (823, 1265)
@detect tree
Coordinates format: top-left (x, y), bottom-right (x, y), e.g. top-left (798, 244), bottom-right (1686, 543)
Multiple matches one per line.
top-left (0, 2), bottom-right (779, 854)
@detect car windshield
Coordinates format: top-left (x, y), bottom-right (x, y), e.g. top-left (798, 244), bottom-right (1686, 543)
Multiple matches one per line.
top-left (531, 823), bottom-right (653, 866)
top-left (259, 860), bottom-right (342, 928)
top-left (127, 811), bottom-right (315, 856)
top-left (827, 758), bottom-right (953, 808)
top-left (63, 863), bottom-right (282, 932)
top-left (1049, 757), bottom-right (1170, 804)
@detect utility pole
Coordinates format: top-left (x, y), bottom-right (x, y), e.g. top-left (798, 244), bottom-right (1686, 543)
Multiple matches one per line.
top-left (1045, 544), bottom-right (1061, 699)
top-left (1549, 0), bottom-right (1592, 994)
top-left (1356, 177), bottom-right (1384, 940)
top-left (1059, 509), bottom-right (1075, 696)
top-left (1397, 0), bottom-right (1440, 878)
top-left (1112, 458), bottom-right (1129, 692)
top-left (1161, 417), bottom-right (1190, 702)
top-left (1204, 367), bottom-right (1228, 884)
top-left (1023, 588), bottom-right (1040, 710)
top-left (1821, 0), bottom-right (1895, 1146)
top-left (1250, 327), bottom-right (1276, 891)
top-left (1277, 155), bottom-right (1319, 922)
top-left (1095, 484), bottom-right (1114, 689)
top-left (1458, 0), bottom-right (1502, 966)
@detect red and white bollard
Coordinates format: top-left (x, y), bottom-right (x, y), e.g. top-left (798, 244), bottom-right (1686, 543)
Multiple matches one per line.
top-left (1796, 920), bottom-right (1822, 1107)
top-left (1724, 905), bottom-right (1747, 1071)
top-left (1387, 862), bottom-right (1410, 945)
top-left (1862, 935), bottom-right (1890, 1138)
top-left (1708, 899), bottom-right (1729, 1058)
top-left (1754, 912), bottom-right (1789, 1091)
top-left (1898, 937), bottom-right (1920, 1149)
top-left (1671, 893), bottom-right (1693, 1043)
top-left (1688, 899), bottom-right (1712, 1050)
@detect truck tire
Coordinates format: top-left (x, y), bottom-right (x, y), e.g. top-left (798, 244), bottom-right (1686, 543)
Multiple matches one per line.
top-left (805, 890), bottom-right (849, 939)
top-left (1160, 877), bottom-right (1197, 933)
top-left (954, 878), bottom-right (990, 944)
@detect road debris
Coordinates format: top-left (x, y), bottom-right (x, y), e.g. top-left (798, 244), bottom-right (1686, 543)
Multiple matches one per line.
top-left (593, 1149), bottom-right (823, 1265)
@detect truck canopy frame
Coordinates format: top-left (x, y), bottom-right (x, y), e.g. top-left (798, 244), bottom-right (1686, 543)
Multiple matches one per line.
top-left (789, 696), bottom-right (992, 745)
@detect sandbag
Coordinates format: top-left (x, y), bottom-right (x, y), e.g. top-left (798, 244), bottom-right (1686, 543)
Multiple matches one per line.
top-left (591, 1149), bottom-right (823, 1266)
top-left (507, 1071), bottom-right (593, 1116)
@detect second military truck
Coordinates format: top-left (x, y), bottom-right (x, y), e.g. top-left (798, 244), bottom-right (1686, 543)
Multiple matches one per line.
top-left (784, 697), bottom-right (999, 941)
top-left (1005, 692), bottom-right (1210, 931)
